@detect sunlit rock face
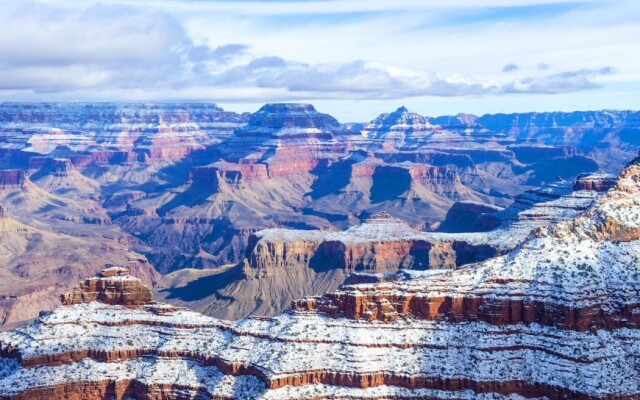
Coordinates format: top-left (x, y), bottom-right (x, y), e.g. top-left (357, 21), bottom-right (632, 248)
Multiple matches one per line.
top-left (2, 160), bottom-right (640, 399)
top-left (60, 267), bottom-right (152, 306)
top-left (573, 172), bottom-right (617, 191)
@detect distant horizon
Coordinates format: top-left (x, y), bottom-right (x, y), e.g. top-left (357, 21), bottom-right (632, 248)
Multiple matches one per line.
top-left (1, 100), bottom-right (636, 124)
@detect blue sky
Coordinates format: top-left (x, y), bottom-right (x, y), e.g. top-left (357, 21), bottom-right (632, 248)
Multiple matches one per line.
top-left (0, 0), bottom-right (638, 121)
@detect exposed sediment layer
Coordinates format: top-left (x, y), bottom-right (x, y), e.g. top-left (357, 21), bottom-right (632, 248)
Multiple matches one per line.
top-left (2, 298), bottom-right (640, 399)
top-left (293, 286), bottom-right (640, 330)
top-left (60, 267), bottom-right (152, 306)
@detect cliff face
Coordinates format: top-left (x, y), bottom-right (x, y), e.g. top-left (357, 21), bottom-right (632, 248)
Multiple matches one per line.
top-left (573, 172), bottom-right (617, 191)
top-left (122, 107), bottom-right (464, 273)
top-left (60, 267), bottom-right (152, 306)
top-left (0, 102), bottom-right (248, 167)
top-left (111, 105), bottom-right (631, 273)
top-left (294, 160), bottom-right (640, 329)
top-left (245, 213), bottom-right (456, 275)
top-left (152, 174), bottom-right (609, 322)
top-left (0, 103), bottom-right (628, 276)
top-left (3, 157), bottom-right (640, 400)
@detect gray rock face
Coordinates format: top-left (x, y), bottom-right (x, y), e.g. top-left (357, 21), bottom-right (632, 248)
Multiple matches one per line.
top-left (475, 110), bottom-right (636, 134)
top-left (0, 102), bottom-right (242, 125)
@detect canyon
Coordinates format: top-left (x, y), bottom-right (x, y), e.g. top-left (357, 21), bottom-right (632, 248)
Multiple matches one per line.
top-left (154, 172), bottom-right (611, 320)
top-left (2, 156), bottom-right (640, 399)
top-left (0, 103), bottom-right (639, 328)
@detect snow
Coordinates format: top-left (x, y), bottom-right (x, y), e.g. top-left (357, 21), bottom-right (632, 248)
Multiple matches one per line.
top-left (265, 384), bottom-right (536, 400)
top-left (0, 357), bottom-right (264, 399)
top-left (255, 214), bottom-right (430, 244)
top-left (2, 296), bottom-right (640, 397)
top-left (256, 180), bottom-right (599, 253)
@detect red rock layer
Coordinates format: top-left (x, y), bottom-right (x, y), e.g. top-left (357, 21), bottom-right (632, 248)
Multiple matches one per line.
top-left (3, 376), bottom-right (620, 400)
top-left (0, 380), bottom-right (233, 400)
top-left (3, 346), bottom-right (625, 400)
top-left (243, 235), bottom-right (456, 276)
top-left (60, 268), bottom-right (152, 306)
top-left (292, 287), bottom-right (640, 331)
top-left (3, 265), bottom-right (640, 399)
top-left (573, 173), bottom-right (617, 191)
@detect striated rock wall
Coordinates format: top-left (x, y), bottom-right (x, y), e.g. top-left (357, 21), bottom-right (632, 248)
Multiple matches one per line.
top-left (2, 259), bottom-right (640, 399)
top-left (60, 267), bottom-right (152, 306)
top-left (1, 102), bottom-right (622, 278)
top-left (0, 102), bottom-right (249, 165)
top-left (243, 213), bottom-right (457, 277)
top-left (292, 285), bottom-right (640, 330)
top-left (573, 172), bottom-right (618, 191)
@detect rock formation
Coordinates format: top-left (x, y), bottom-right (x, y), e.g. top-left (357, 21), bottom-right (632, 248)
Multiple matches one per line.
top-left (60, 267), bottom-right (152, 306)
top-left (0, 103), bottom-right (628, 275)
top-left (362, 105), bottom-right (435, 147)
top-left (293, 159), bottom-right (640, 330)
top-left (573, 172), bottom-right (617, 191)
top-left (153, 172), bottom-right (610, 321)
top-left (0, 102), bottom-right (248, 169)
top-left (247, 212), bottom-right (455, 273)
top-left (108, 104), bottom-right (633, 272)
top-left (2, 157), bottom-right (640, 399)
top-left (0, 170), bottom-right (26, 188)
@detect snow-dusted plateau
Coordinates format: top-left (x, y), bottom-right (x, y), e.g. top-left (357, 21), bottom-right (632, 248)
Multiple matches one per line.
top-left (0, 102), bottom-right (639, 399)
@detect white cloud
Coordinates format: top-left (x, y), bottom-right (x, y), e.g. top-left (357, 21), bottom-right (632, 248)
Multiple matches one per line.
top-left (501, 67), bottom-right (614, 94)
top-left (0, 0), bottom-right (637, 120)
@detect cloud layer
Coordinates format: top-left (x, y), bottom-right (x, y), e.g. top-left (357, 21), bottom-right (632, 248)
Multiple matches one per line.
top-left (0, 0), bottom-right (636, 116)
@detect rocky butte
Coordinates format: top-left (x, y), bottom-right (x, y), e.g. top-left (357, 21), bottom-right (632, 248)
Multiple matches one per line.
top-left (2, 157), bottom-right (640, 399)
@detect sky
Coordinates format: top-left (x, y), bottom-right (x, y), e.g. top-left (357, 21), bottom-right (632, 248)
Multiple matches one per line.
top-left (0, 0), bottom-right (638, 121)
